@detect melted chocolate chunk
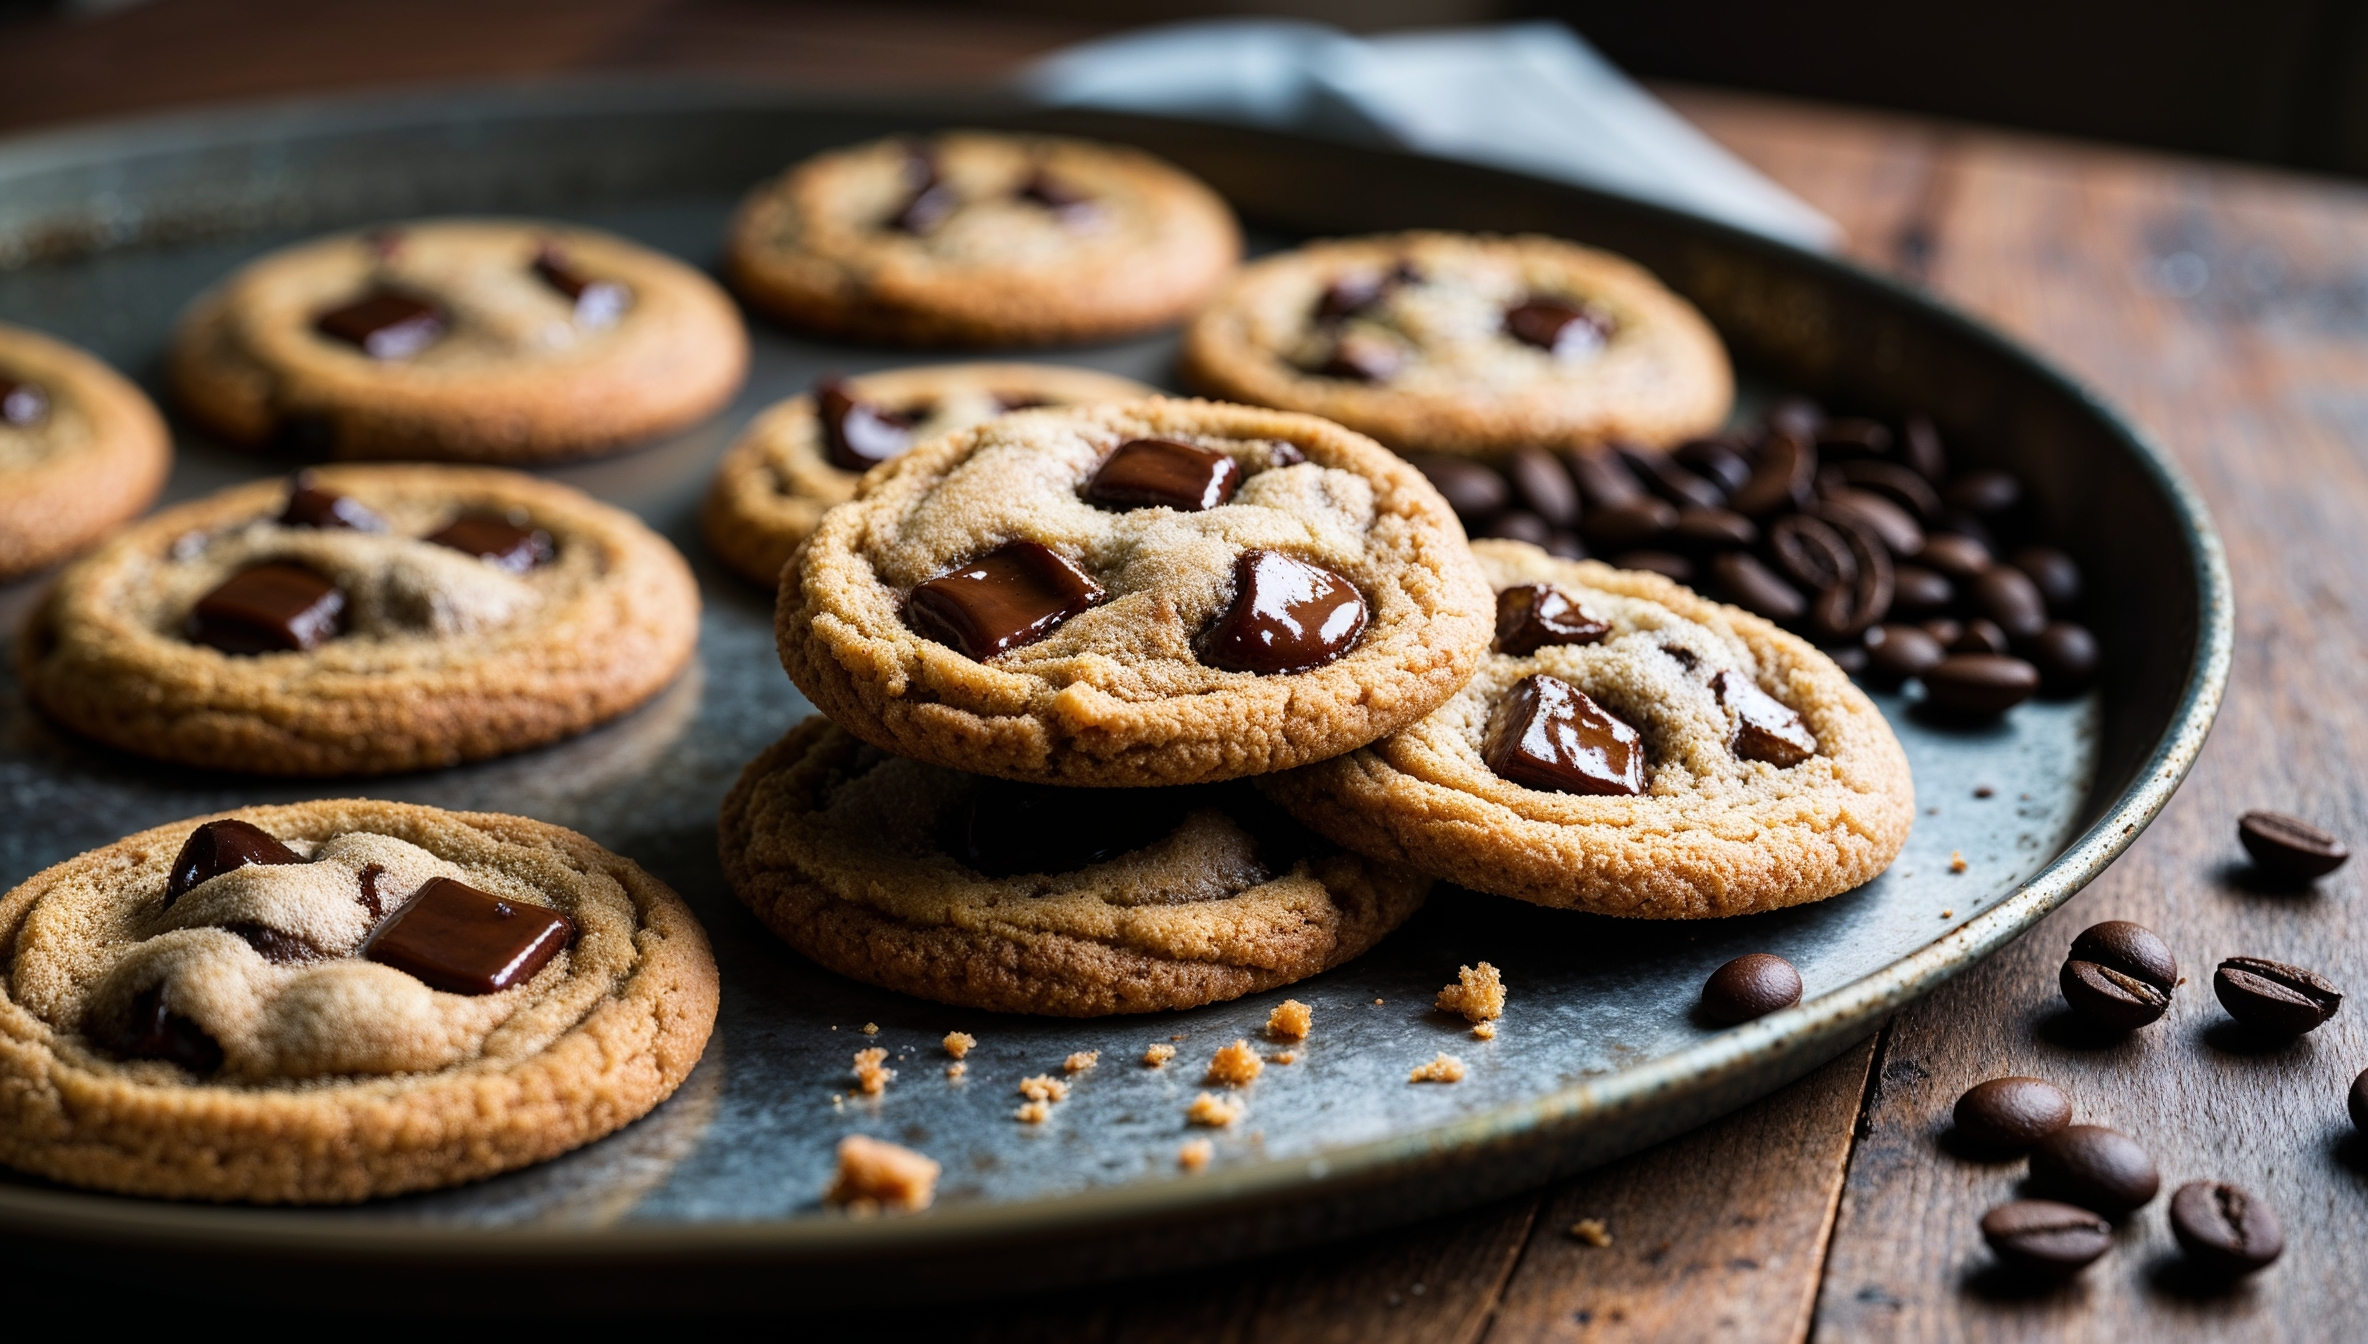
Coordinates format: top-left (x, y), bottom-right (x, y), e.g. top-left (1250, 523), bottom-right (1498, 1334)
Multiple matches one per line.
top-left (994, 393), bottom-right (1052, 413)
top-left (1017, 170), bottom-right (1100, 226)
top-left (1202, 550), bottom-right (1368, 675)
top-left (1319, 332), bottom-right (1405, 382)
top-left (223, 922), bottom-right (327, 964)
top-left (889, 145), bottom-right (960, 234)
top-left (1504, 298), bottom-right (1611, 358)
top-left (279, 473), bottom-right (387, 532)
top-left (1086, 438), bottom-right (1242, 512)
top-left (905, 540), bottom-right (1104, 660)
top-left (817, 377), bottom-right (916, 472)
top-left (425, 515), bottom-right (555, 573)
top-left (363, 876), bottom-right (576, 996)
top-left (532, 247), bottom-right (631, 327)
top-left (1482, 673), bottom-right (1644, 796)
top-left (947, 780), bottom-right (1199, 878)
top-left (1711, 669), bottom-right (1818, 767)
top-left (315, 289), bottom-right (447, 360)
top-left (0, 377), bottom-right (47, 426)
top-left (1316, 271), bottom-right (1390, 321)
top-left (186, 563), bottom-right (347, 655)
top-left (162, 818), bottom-right (303, 911)
top-left (113, 984), bottom-right (223, 1075)
top-left (1494, 583), bottom-right (1611, 655)
top-left (357, 863), bottom-right (387, 920)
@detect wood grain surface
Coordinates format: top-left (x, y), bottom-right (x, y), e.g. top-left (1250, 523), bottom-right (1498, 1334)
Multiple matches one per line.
top-left (1, 5), bottom-right (2363, 1337)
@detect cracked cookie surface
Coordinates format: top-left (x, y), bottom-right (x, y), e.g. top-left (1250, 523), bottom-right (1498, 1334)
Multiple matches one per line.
top-left (1260, 541), bottom-right (1913, 917)
top-left (775, 397), bottom-right (1493, 787)
top-left (0, 322), bottom-right (171, 579)
top-left (167, 218), bottom-right (746, 462)
top-left (19, 464), bottom-right (698, 775)
top-left (0, 799), bottom-right (718, 1202)
top-left (1180, 232), bottom-right (1732, 459)
top-left (719, 718), bottom-right (1429, 1015)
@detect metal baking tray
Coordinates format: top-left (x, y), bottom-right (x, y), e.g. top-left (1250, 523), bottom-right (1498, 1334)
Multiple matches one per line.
top-left (0, 82), bottom-right (2230, 1309)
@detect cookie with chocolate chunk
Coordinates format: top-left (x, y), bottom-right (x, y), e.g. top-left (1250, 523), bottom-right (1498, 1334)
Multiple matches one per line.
top-left (167, 218), bottom-right (746, 462)
top-left (721, 718), bottom-right (1428, 1015)
top-left (0, 322), bottom-right (172, 579)
top-left (1180, 232), bottom-right (1732, 458)
top-left (0, 800), bottom-right (718, 1202)
top-left (774, 397), bottom-right (1494, 787)
top-left (18, 465), bottom-right (697, 775)
top-left (725, 131), bottom-right (1240, 346)
top-left (1261, 541), bottom-right (1912, 917)
top-left (701, 362), bottom-right (1151, 587)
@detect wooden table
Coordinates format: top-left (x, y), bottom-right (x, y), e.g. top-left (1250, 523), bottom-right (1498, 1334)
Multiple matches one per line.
top-left (4, 4), bottom-right (2364, 1337)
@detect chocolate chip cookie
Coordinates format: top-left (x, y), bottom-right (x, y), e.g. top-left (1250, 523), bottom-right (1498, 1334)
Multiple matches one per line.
top-left (0, 800), bottom-right (718, 1202)
top-left (725, 131), bottom-right (1241, 346)
top-left (0, 322), bottom-right (171, 579)
top-left (167, 218), bottom-right (747, 462)
top-left (19, 465), bottom-right (698, 775)
top-left (1180, 232), bottom-right (1732, 459)
top-left (720, 718), bottom-right (1429, 1015)
top-left (775, 397), bottom-right (1494, 786)
top-left (700, 362), bottom-right (1151, 587)
top-left (1261, 540), bottom-right (1913, 917)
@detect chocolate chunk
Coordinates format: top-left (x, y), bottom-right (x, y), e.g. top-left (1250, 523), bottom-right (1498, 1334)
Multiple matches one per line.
top-left (1482, 673), bottom-right (1644, 796)
top-left (1017, 170), bottom-right (1100, 227)
top-left (163, 818), bottom-right (303, 910)
top-left (1086, 438), bottom-right (1242, 512)
top-left (1504, 298), bottom-right (1610, 358)
top-left (1315, 271), bottom-right (1390, 321)
top-left (890, 146), bottom-right (959, 234)
top-left (1712, 669), bottom-right (1817, 766)
top-left (0, 377), bottom-right (48, 426)
top-left (315, 288), bottom-right (446, 359)
top-left (357, 863), bottom-right (387, 920)
top-left (947, 780), bottom-right (1198, 878)
top-left (1494, 583), bottom-right (1610, 655)
top-left (113, 983), bottom-right (223, 1075)
top-left (1319, 331), bottom-right (1405, 382)
top-left (279, 473), bottom-right (387, 532)
top-left (817, 377), bottom-right (915, 472)
top-left (363, 876), bottom-right (576, 996)
top-left (425, 515), bottom-right (555, 573)
top-left (906, 540), bottom-right (1103, 661)
top-left (187, 563), bottom-right (347, 655)
top-left (994, 392), bottom-right (1051, 413)
top-left (532, 247), bottom-right (630, 327)
top-left (1202, 550), bottom-right (1368, 674)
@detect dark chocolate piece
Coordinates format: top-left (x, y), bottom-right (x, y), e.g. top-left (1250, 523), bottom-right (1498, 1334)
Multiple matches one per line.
top-left (1315, 271), bottom-right (1390, 321)
top-left (1711, 669), bottom-right (1818, 767)
top-left (532, 247), bottom-right (631, 327)
top-left (0, 377), bottom-right (47, 426)
top-left (1494, 583), bottom-right (1610, 655)
top-left (1504, 298), bottom-right (1610, 358)
top-left (1318, 332), bottom-right (1405, 382)
top-left (315, 289), bottom-right (446, 360)
top-left (186, 563), bottom-right (347, 655)
top-left (889, 145), bottom-right (959, 234)
top-left (1016, 170), bottom-right (1100, 227)
top-left (113, 983), bottom-right (223, 1075)
top-left (424, 515), bottom-right (555, 573)
top-left (817, 377), bottom-right (915, 472)
top-left (363, 876), bottom-right (576, 996)
top-left (357, 863), bottom-right (387, 920)
top-left (1482, 673), bottom-right (1644, 796)
top-left (162, 818), bottom-right (304, 911)
top-left (1201, 550), bottom-right (1368, 674)
top-left (1085, 438), bottom-right (1242, 512)
top-left (223, 922), bottom-right (328, 965)
top-left (905, 540), bottom-right (1104, 660)
top-left (279, 473), bottom-right (387, 532)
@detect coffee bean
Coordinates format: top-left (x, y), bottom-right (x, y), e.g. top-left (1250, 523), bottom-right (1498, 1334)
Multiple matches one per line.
top-left (1731, 431), bottom-right (1816, 517)
top-left (1918, 531), bottom-right (1993, 580)
top-left (1506, 448), bottom-right (1580, 527)
top-left (1767, 396), bottom-right (1822, 440)
top-left (1769, 513), bottom-right (1856, 592)
top-left (1864, 623), bottom-right (1945, 682)
top-left (1946, 469), bottom-right (2022, 515)
top-left (1809, 521), bottom-right (1893, 640)
top-left (1828, 644), bottom-right (1869, 675)
top-left (1838, 459), bottom-right (1942, 520)
top-left (1568, 451), bottom-right (1647, 509)
top-left (1710, 551), bottom-right (1806, 621)
top-left (2214, 956), bottom-right (2342, 1037)
top-left (1818, 490), bottom-right (1924, 557)
top-left (1409, 455), bottom-right (1508, 523)
top-left (2009, 545), bottom-right (2082, 611)
top-left (2237, 810), bottom-right (2348, 880)
top-left (1923, 654), bottom-right (2040, 714)
top-left (1480, 510), bottom-right (1553, 546)
top-left (2059, 920), bottom-right (2177, 1032)
top-left (2030, 1125), bottom-right (2160, 1215)
top-left (2070, 920), bottom-right (2179, 990)
top-left (1950, 619), bottom-right (2011, 656)
top-left (1700, 952), bottom-right (1802, 1024)
top-left (1613, 550), bottom-right (1692, 583)
top-left (1817, 416), bottom-right (1892, 458)
top-left (1890, 564), bottom-right (1953, 613)
top-left (2351, 1068), bottom-right (2368, 1132)
top-left (1980, 1200), bottom-right (2113, 1277)
top-left (1972, 565), bottom-right (2048, 640)
top-left (1900, 414), bottom-right (1949, 482)
top-left (1583, 497), bottom-right (1676, 550)
top-left (1544, 531), bottom-right (1587, 560)
top-left (1953, 1077), bottom-right (2073, 1154)
top-left (1936, 510), bottom-right (1995, 551)
top-left (2168, 1181), bottom-right (2283, 1276)
top-left (1671, 506), bottom-right (1756, 550)
top-left (1621, 447), bottom-right (1725, 510)
top-left (1921, 618), bottom-right (1964, 646)
top-left (2026, 621), bottom-right (2099, 693)
top-left (1673, 438), bottom-right (1751, 494)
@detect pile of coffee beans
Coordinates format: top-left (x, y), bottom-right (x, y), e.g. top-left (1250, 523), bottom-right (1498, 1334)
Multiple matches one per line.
top-left (1408, 398), bottom-right (2098, 715)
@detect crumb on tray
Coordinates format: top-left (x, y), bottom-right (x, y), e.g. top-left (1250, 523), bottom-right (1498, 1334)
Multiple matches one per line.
top-left (1266, 998), bottom-right (1312, 1041)
top-left (1207, 1039), bottom-right (1263, 1086)
top-left (1570, 1218), bottom-right (1612, 1247)
top-left (1187, 1092), bottom-right (1245, 1126)
top-left (1409, 1052), bottom-right (1466, 1084)
top-left (852, 1047), bottom-right (894, 1096)
top-left (1143, 1043), bottom-right (1178, 1067)
top-left (943, 1031), bottom-right (976, 1060)
top-left (825, 1134), bottom-right (939, 1213)
top-left (1178, 1139), bottom-right (1214, 1171)
top-left (1436, 962), bottom-right (1505, 1023)
top-left (1064, 1050), bottom-right (1099, 1074)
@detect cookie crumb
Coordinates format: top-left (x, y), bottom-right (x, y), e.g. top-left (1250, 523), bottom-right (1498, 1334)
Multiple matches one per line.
top-left (1570, 1218), bottom-right (1612, 1247)
top-left (946, 1062), bottom-right (968, 1080)
top-left (825, 1135), bottom-right (939, 1213)
top-left (1143, 1043), bottom-right (1178, 1067)
top-left (1014, 1099), bottom-right (1052, 1124)
top-left (1409, 1053), bottom-right (1466, 1083)
top-left (1374, 998), bottom-right (1385, 1006)
top-left (1064, 1050), bottom-right (1099, 1074)
top-left (1206, 1039), bottom-right (1264, 1086)
top-left (852, 1047), bottom-right (894, 1096)
top-left (943, 1031), bottom-right (975, 1060)
top-left (1271, 1050), bottom-right (1299, 1064)
top-left (1949, 851), bottom-right (1968, 873)
top-left (1472, 1021), bottom-right (1497, 1040)
top-left (1017, 1074), bottom-right (1070, 1103)
top-left (862, 1022), bottom-right (880, 1035)
top-left (1939, 910), bottom-right (1954, 919)
top-left (1436, 962), bottom-right (1506, 1023)
top-left (1266, 999), bottom-right (1312, 1041)
top-left (1178, 1139), bottom-right (1214, 1171)
top-left (1187, 1092), bottom-right (1245, 1126)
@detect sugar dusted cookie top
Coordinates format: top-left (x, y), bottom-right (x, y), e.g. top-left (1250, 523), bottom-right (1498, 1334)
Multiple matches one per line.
top-left (0, 322), bottom-right (171, 579)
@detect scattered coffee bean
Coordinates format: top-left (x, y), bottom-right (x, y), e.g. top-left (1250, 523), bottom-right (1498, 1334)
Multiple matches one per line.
top-left (1971, 565), bottom-right (2048, 640)
top-left (1980, 1199), bottom-right (2113, 1277)
top-left (1730, 432), bottom-right (1816, 518)
top-left (2351, 1068), bottom-right (2368, 1132)
top-left (1819, 489), bottom-right (1923, 558)
top-left (1817, 416), bottom-right (1892, 457)
top-left (2168, 1181), bottom-right (2283, 1276)
top-left (1621, 447), bottom-right (1724, 510)
top-left (2025, 621), bottom-right (2100, 693)
top-left (1506, 448), bottom-right (1580, 526)
top-left (1918, 532), bottom-right (1993, 580)
top-left (1614, 550), bottom-right (1692, 583)
top-left (1569, 452), bottom-right (1646, 509)
top-left (2059, 920), bottom-right (2177, 1031)
top-left (1409, 455), bottom-right (1509, 523)
top-left (1953, 1077), bottom-right (2073, 1154)
top-left (1921, 617), bottom-right (1964, 646)
top-left (1481, 510), bottom-right (1554, 546)
top-left (1863, 623), bottom-right (1945, 682)
top-left (1674, 438), bottom-right (1752, 493)
top-left (2009, 545), bottom-right (2082, 611)
top-left (1946, 469), bottom-right (2022, 515)
top-left (1922, 654), bottom-right (2040, 715)
top-left (1671, 506), bottom-right (1756, 550)
top-left (1710, 551), bottom-right (1805, 621)
top-left (1949, 618), bottom-right (2011, 656)
top-left (2213, 956), bottom-right (2342, 1038)
top-left (2236, 810), bottom-right (2349, 881)
top-left (1700, 952), bottom-right (1803, 1024)
top-left (1890, 564), bottom-right (1953, 613)
top-left (1583, 497), bottom-right (1676, 550)
top-left (2030, 1124), bottom-right (2160, 1215)
top-left (1838, 459), bottom-right (1942, 520)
